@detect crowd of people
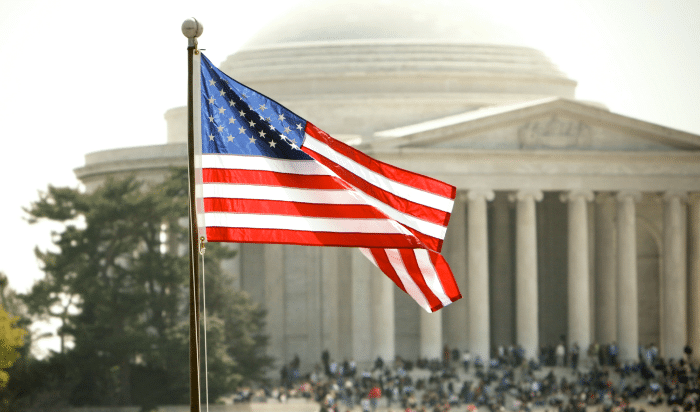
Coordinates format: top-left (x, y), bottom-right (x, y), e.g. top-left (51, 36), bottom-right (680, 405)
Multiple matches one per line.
top-left (231, 343), bottom-right (700, 412)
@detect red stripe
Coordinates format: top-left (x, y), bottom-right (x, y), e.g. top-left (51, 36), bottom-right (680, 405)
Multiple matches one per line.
top-left (204, 198), bottom-right (394, 219)
top-left (398, 249), bottom-right (443, 311)
top-left (305, 122), bottom-right (456, 199)
top-left (301, 146), bottom-right (451, 227)
top-left (430, 302), bottom-right (445, 312)
top-left (206, 227), bottom-right (423, 249)
top-left (369, 249), bottom-right (408, 294)
top-left (430, 251), bottom-right (462, 303)
top-left (203, 168), bottom-right (350, 190)
top-left (404, 226), bottom-right (442, 254)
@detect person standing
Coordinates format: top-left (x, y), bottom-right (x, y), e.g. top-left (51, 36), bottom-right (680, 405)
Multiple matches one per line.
top-left (570, 343), bottom-right (579, 370)
top-left (462, 350), bottom-right (471, 373)
top-left (555, 343), bottom-right (566, 367)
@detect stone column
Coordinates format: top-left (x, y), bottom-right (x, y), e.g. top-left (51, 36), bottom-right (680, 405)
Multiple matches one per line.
top-left (688, 194), bottom-right (700, 361)
top-left (305, 247), bottom-right (323, 370)
top-left (372, 266), bottom-right (396, 362)
top-left (595, 193), bottom-right (617, 345)
top-left (264, 244), bottom-right (286, 368)
top-left (467, 189), bottom-right (495, 362)
top-left (444, 193), bottom-right (468, 351)
top-left (351, 249), bottom-right (373, 365)
top-left (336, 248), bottom-right (354, 360)
top-left (510, 189), bottom-right (543, 360)
top-left (616, 191), bottom-right (641, 362)
top-left (420, 310), bottom-right (442, 360)
top-left (321, 247), bottom-right (340, 359)
top-left (562, 190), bottom-right (595, 354)
top-left (662, 191), bottom-right (687, 359)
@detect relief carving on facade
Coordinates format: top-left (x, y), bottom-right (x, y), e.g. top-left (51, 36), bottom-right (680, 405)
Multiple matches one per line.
top-left (518, 115), bottom-right (592, 149)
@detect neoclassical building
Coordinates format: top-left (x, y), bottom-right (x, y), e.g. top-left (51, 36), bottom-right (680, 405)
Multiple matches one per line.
top-left (75, 0), bottom-right (700, 371)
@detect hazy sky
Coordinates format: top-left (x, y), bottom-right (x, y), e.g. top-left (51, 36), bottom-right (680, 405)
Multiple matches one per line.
top-left (0, 0), bottom-right (698, 298)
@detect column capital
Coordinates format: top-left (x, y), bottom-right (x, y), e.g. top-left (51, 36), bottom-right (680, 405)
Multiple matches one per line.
top-left (508, 189), bottom-right (544, 203)
top-left (663, 190), bottom-right (688, 203)
top-left (688, 192), bottom-right (700, 204)
top-left (467, 189), bottom-right (495, 202)
top-left (616, 190), bottom-right (642, 203)
top-left (560, 190), bottom-right (595, 203)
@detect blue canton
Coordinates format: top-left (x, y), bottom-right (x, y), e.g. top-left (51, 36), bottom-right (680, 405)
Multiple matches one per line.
top-left (200, 53), bottom-right (311, 160)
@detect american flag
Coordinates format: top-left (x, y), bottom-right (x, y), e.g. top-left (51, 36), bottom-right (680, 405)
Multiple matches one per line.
top-left (197, 53), bottom-right (461, 312)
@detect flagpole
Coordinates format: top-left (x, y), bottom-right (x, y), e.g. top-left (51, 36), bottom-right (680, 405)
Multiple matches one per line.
top-left (182, 18), bottom-right (203, 412)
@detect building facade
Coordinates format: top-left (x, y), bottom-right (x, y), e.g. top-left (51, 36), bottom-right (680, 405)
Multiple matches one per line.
top-left (75, 0), bottom-right (700, 372)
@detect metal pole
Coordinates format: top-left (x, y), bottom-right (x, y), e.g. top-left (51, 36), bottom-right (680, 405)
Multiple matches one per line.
top-left (182, 18), bottom-right (203, 412)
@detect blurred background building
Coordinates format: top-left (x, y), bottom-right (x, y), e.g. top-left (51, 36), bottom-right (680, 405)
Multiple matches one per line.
top-left (74, 0), bottom-right (700, 371)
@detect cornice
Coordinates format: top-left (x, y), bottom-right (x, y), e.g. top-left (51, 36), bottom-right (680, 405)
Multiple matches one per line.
top-left (366, 147), bottom-right (700, 164)
top-left (370, 98), bottom-right (700, 150)
top-left (74, 143), bottom-right (187, 181)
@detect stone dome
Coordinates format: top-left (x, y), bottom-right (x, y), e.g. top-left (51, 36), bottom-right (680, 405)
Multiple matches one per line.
top-left (241, 0), bottom-right (528, 49)
top-left (215, 0), bottom-right (576, 139)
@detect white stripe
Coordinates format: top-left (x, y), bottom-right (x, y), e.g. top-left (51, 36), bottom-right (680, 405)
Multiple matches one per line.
top-left (359, 189), bottom-right (448, 240)
top-left (204, 183), bottom-right (367, 205)
top-left (202, 153), bottom-right (333, 176)
top-left (413, 249), bottom-right (452, 307)
top-left (385, 249), bottom-right (432, 312)
top-left (205, 213), bottom-right (407, 234)
top-left (304, 134), bottom-right (454, 212)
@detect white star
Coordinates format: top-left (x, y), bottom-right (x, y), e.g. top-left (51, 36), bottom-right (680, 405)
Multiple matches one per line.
top-left (208, 116), bottom-right (214, 123)
top-left (238, 126), bottom-right (246, 134)
top-left (265, 117), bottom-right (271, 122)
top-left (227, 134), bottom-right (234, 142)
top-left (209, 134), bottom-right (215, 141)
top-left (248, 120), bottom-right (255, 127)
top-left (258, 130), bottom-right (267, 138)
top-left (290, 142), bottom-right (299, 150)
top-left (280, 135), bottom-right (288, 141)
top-left (284, 126), bottom-right (291, 133)
top-left (208, 79), bottom-right (216, 86)
top-left (239, 110), bottom-right (246, 117)
top-left (248, 136), bottom-right (256, 144)
top-left (269, 140), bottom-right (277, 148)
top-left (269, 125), bottom-right (276, 131)
top-left (241, 92), bottom-right (248, 98)
top-left (259, 104), bottom-right (267, 111)
top-left (229, 99), bottom-right (236, 107)
top-left (218, 107), bottom-right (226, 114)
top-left (219, 89), bottom-right (226, 96)
top-left (217, 125), bottom-right (224, 132)
top-left (278, 114), bottom-right (286, 121)
top-left (208, 96), bottom-right (216, 104)
top-left (296, 123), bottom-right (303, 130)
top-left (229, 117), bottom-right (236, 124)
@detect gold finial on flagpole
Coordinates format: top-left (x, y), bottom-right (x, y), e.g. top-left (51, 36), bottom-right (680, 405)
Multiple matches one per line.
top-left (182, 18), bottom-right (203, 50)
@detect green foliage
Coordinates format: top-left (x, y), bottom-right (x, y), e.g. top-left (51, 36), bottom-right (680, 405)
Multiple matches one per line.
top-left (13, 170), bottom-right (271, 409)
top-left (0, 305), bottom-right (27, 388)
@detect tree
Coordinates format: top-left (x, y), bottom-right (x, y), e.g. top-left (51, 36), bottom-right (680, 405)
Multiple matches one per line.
top-left (0, 305), bottom-right (27, 388)
top-left (21, 169), bottom-right (271, 408)
top-left (0, 273), bottom-right (33, 356)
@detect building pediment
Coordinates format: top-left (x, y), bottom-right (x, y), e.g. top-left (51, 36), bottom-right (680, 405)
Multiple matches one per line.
top-left (370, 98), bottom-right (700, 152)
